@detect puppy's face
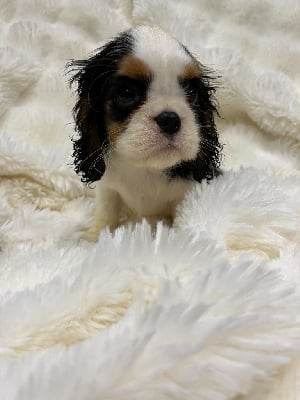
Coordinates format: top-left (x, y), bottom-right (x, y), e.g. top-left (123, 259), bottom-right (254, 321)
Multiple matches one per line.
top-left (69, 26), bottom-right (221, 183)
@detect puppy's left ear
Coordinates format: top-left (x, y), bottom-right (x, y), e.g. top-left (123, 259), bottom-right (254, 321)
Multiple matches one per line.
top-left (67, 31), bottom-right (132, 184)
top-left (192, 68), bottom-right (223, 182)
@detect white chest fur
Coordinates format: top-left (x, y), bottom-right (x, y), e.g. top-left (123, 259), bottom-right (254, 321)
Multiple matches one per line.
top-left (95, 158), bottom-right (193, 231)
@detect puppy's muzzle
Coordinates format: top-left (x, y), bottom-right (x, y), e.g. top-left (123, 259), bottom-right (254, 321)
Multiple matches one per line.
top-left (155, 111), bottom-right (181, 137)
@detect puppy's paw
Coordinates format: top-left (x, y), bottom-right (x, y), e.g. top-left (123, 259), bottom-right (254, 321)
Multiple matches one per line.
top-left (81, 220), bottom-right (119, 242)
top-left (82, 227), bottom-right (102, 242)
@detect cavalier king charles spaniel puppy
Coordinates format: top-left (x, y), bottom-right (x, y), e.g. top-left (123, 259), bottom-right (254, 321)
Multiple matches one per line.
top-left (69, 26), bottom-right (222, 241)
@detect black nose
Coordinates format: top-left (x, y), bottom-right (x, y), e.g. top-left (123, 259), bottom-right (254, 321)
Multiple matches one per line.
top-left (154, 111), bottom-right (181, 136)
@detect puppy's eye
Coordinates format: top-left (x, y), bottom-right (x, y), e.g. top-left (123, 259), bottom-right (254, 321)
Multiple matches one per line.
top-left (180, 78), bottom-right (199, 104)
top-left (184, 85), bottom-right (198, 102)
top-left (116, 85), bottom-right (138, 105)
top-left (187, 86), bottom-right (197, 97)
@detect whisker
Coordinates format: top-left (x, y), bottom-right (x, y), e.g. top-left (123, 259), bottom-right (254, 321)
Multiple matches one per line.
top-left (88, 139), bottom-right (110, 172)
top-left (78, 147), bottom-right (103, 168)
top-left (90, 153), bottom-right (105, 173)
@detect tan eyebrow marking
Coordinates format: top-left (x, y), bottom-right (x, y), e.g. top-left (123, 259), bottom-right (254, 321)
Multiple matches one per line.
top-left (118, 55), bottom-right (152, 79)
top-left (181, 61), bottom-right (201, 80)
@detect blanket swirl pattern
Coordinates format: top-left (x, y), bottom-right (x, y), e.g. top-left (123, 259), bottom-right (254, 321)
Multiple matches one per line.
top-left (0, 1), bottom-right (300, 399)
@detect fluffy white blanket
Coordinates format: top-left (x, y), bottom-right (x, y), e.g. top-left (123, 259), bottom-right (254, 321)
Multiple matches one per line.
top-left (0, 1), bottom-right (300, 399)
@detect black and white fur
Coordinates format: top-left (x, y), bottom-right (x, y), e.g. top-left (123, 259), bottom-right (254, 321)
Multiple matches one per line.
top-left (69, 26), bottom-right (222, 241)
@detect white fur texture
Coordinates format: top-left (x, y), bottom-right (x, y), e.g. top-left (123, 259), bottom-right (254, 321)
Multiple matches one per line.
top-left (0, 1), bottom-right (300, 400)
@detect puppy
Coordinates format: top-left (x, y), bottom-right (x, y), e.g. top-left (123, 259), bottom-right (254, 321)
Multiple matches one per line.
top-left (69, 26), bottom-right (222, 241)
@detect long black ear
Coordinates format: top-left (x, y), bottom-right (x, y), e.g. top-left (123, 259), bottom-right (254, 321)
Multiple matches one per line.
top-left (168, 65), bottom-right (222, 182)
top-left (67, 31), bottom-right (133, 183)
top-left (192, 66), bottom-right (223, 182)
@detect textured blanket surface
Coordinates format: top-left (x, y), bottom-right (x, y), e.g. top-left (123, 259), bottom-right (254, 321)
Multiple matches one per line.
top-left (0, 1), bottom-right (300, 399)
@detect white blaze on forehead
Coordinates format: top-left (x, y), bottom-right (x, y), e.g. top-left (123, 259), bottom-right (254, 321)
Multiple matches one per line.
top-left (132, 26), bottom-right (192, 96)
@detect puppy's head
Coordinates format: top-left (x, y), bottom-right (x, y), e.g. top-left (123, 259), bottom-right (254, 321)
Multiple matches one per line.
top-left (69, 26), bottom-right (222, 183)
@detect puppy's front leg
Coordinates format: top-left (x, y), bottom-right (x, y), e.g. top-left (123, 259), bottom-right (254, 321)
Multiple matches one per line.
top-left (83, 183), bottom-right (121, 242)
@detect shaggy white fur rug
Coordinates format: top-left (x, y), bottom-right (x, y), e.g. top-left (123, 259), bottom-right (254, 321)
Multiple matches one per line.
top-left (0, 1), bottom-right (300, 399)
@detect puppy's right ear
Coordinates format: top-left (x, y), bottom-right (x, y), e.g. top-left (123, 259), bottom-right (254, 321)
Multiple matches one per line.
top-left (67, 31), bottom-right (133, 183)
